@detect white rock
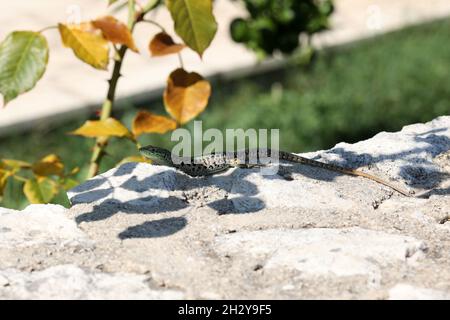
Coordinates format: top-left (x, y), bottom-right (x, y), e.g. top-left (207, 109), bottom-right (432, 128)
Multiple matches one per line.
top-left (229, 169), bottom-right (355, 212)
top-left (214, 227), bottom-right (427, 278)
top-left (0, 204), bottom-right (88, 248)
top-left (5, 115), bottom-right (448, 299)
top-left (389, 284), bottom-right (450, 300)
top-left (0, 265), bottom-right (184, 300)
top-left (68, 163), bottom-right (179, 206)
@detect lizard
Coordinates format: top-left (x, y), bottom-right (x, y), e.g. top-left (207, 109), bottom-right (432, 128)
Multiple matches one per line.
top-left (139, 145), bottom-right (411, 196)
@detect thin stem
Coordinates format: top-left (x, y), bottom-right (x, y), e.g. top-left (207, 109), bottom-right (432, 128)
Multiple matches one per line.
top-left (38, 25), bottom-right (58, 33)
top-left (143, 0), bottom-right (160, 12)
top-left (177, 52), bottom-right (184, 69)
top-left (127, 0), bottom-right (136, 29)
top-left (86, 0), bottom-right (152, 179)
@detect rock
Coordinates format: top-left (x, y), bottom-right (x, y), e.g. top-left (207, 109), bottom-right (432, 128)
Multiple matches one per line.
top-left (0, 265), bottom-right (184, 300)
top-left (1, 116), bottom-right (450, 299)
top-left (214, 227), bottom-right (427, 278)
top-left (389, 284), bottom-right (450, 300)
top-left (0, 204), bottom-right (88, 248)
top-left (67, 164), bottom-right (179, 206)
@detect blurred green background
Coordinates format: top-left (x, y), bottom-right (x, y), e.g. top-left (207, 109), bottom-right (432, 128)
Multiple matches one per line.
top-left (1, 17), bottom-right (449, 209)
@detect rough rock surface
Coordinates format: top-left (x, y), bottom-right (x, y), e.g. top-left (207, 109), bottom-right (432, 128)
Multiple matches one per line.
top-left (1, 116), bottom-right (450, 299)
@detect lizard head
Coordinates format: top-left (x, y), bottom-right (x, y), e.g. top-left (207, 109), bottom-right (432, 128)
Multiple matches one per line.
top-left (139, 145), bottom-right (174, 166)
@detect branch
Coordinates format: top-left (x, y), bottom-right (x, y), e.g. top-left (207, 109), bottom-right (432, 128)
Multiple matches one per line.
top-left (86, 0), bottom-right (153, 179)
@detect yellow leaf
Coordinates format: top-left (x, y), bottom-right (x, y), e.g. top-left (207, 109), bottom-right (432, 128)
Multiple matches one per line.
top-left (92, 16), bottom-right (138, 52)
top-left (69, 167), bottom-right (80, 176)
top-left (117, 156), bottom-right (151, 166)
top-left (149, 32), bottom-right (186, 57)
top-left (23, 177), bottom-right (58, 204)
top-left (32, 154), bottom-right (64, 177)
top-left (58, 22), bottom-right (110, 70)
top-left (132, 111), bottom-right (177, 137)
top-left (163, 68), bottom-right (211, 124)
top-left (1, 159), bottom-right (31, 170)
top-left (0, 167), bottom-right (12, 197)
top-left (69, 117), bottom-right (131, 138)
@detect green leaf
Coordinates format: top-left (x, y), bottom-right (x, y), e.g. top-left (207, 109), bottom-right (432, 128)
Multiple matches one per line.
top-left (23, 177), bottom-right (58, 204)
top-left (166, 0), bottom-right (217, 57)
top-left (61, 178), bottom-right (79, 191)
top-left (0, 31), bottom-right (49, 105)
top-left (108, 0), bottom-right (119, 5)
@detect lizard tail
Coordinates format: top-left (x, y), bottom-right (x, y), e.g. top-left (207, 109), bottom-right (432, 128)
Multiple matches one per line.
top-left (285, 153), bottom-right (411, 196)
top-left (343, 169), bottom-right (411, 197)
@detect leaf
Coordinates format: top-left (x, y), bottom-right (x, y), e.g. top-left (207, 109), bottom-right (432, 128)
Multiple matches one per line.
top-left (32, 154), bottom-right (64, 177)
top-left (58, 23), bottom-right (110, 70)
top-left (166, 0), bottom-right (217, 57)
top-left (68, 167), bottom-right (80, 176)
top-left (132, 111), bottom-right (177, 137)
top-left (23, 177), bottom-right (58, 204)
top-left (92, 16), bottom-right (138, 52)
top-left (69, 117), bottom-right (131, 138)
top-left (117, 156), bottom-right (151, 166)
top-left (0, 31), bottom-right (49, 105)
top-left (149, 32), bottom-right (186, 57)
top-left (164, 68), bottom-right (211, 124)
top-left (1, 159), bottom-right (31, 170)
top-left (0, 167), bottom-right (12, 196)
top-left (61, 178), bottom-right (79, 191)
top-left (108, 0), bottom-right (119, 5)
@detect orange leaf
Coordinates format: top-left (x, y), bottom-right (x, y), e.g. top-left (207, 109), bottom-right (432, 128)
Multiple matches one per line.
top-left (149, 32), bottom-right (186, 57)
top-left (32, 154), bottom-right (64, 177)
top-left (132, 111), bottom-right (177, 137)
top-left (69, 118), bottom-right (131, 138)
top-left (163, 68), bottom-right (211, 124)
top-left (92, 16), bottom-right (138, 52)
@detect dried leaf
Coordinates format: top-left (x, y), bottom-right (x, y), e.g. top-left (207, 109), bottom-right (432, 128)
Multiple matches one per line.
top-left (164, 68), bottom-right (211, 124)
top-left (149, 32), bottom-right (185, 57)
top-left (58, 22), bottom-right (110, 70)
top-left (69, 118), bottom-right (131, 138)
top-left (32, 154), bottom-right (64, 177)
top-left (92, 16), bottom-right (138, 52)
top-left (132, 110), bottom-right (177, 137)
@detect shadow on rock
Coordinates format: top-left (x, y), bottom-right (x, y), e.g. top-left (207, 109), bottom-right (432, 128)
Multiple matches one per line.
top-left (118, 217), bottom-right (187, 239)
top-left (75, 196), bottom-right (188, 224)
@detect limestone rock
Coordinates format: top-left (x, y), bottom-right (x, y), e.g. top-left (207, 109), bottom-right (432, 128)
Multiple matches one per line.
top-left (0, 265), bottom-right (184, 300)
top-left (389, 284), bottom-right (450, 300)
top-left (214, 227), bottom-right (427, 278)
top-left (1, 116), bottom-right (450, 299)
top-left (0, 204), bottom-right (88, 248)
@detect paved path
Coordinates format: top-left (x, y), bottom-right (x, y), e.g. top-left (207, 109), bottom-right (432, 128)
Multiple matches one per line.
top-left (0, 0), bottom-right (449, 135)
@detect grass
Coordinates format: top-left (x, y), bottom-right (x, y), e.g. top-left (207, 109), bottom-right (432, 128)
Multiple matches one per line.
top-left (1, 18), bottom-right (449, 209)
